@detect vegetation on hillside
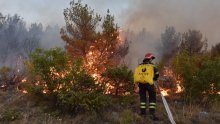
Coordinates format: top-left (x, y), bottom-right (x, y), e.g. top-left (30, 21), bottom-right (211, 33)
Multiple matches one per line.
top-left (0, 0), bottom-right (219, 124)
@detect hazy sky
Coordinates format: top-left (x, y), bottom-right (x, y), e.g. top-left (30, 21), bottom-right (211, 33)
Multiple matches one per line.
top-left (1, 0), bottom-right (220, 46)
top-left (0, 0), bottom-right (129, 27)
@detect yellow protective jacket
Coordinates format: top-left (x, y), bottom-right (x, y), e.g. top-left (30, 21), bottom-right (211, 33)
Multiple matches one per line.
top-left (134, 64), bottom-right (156, 85)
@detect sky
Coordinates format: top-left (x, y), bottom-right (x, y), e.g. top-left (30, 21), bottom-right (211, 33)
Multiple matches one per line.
top-left (0, 0), bottom-right (129, 27)
top-left (1, 0), bottom-right (220, 46)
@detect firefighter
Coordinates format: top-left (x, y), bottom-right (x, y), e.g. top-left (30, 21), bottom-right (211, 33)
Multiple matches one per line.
top-left (134, 53), bottom-right (159, 120)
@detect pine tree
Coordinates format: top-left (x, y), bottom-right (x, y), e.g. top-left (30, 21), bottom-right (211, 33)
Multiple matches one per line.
top-left (61, 1), bottom-right (128, 79)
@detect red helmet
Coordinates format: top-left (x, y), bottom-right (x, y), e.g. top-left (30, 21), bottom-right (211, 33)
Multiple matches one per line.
top-left (145, 53), bottom-right (155, 60)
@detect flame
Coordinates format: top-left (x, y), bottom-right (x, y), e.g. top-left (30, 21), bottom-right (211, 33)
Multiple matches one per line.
top-left (21, 78), bottom-right (27, 83)
top-left (105, 83), bottom-right (115, 94)
top-left (176, 83), bottom-right (182, 93)
top-left (117, 29), bottom-right (124, 45)
top-left (162, 66), bottom-right (220, 95)
top-left (22, 90), bottom-right (28, 94)
top-left (85, 49), bottom-right (102, 82)
top-left (1, 84), bottom-right (6, 88)
top-left (92, 73), bottom-right (98, 78)
top-left (161, 66), bottom-right (184, 96)
top-left (89, 51), bottom-right (92, 55)
top-left (35, 81), bottom-right (40, 86)
top-left (43, 90), bottom-right (47, 94)
top-left (161, 89), bottom-right (169, 96)
top-left (17, 29), bottom-right (126, 95)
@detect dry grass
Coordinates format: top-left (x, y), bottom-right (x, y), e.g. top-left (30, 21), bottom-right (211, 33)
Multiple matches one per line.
top-left (0, 90), bottom-right (219, 124)
top-left (169, 100), bottom-right (220, 124)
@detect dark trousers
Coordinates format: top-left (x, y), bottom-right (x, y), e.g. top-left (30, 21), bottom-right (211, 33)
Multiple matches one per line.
top-left (139, 83), bottom-right (156, 115)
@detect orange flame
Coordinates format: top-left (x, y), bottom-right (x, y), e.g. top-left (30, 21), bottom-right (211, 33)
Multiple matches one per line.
top-left (22, 90), bottom-right (28, 94)
top-left (176, 83), bottom-right (182, 93)
top-left (161, 66), bottom-right (184, 96)
top-left (161, 89), bottom-right (169, 96)
top-left (17, 29), bottom-right (126, 95)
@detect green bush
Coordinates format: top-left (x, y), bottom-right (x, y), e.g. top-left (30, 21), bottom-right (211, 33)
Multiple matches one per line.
top-left (23, 48), bottom-right (110, 113)
top-left (102, 66), bottom-right (134, 96)
top-left (0, 109), bottom-right (22, 121)
top-left (195, 57), bottom-right (220, 100)
top-left (57, 91), bottom-right (111, 113)
top-left (25, 48), bottom-right (95, 97)
top-left (0, 66), bottom-right (11, 84)
top-left (172, 51), bottom-right (220, 103)
top-left (120, 95), bottom-right (136, 106)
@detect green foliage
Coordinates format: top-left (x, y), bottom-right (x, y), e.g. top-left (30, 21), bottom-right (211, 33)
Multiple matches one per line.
top-left (62, 0), bottom-right (101, 42)
top-left (26, 48), bottom-right (63, 97)
top-left (120, 95), bottom-right (136, 106)
top-left (0, 109), bottom-right (22, 121)
top-left (61, 0), bottom-right (101, 57)
top-left (0, 66), bottom-right (11, 83)
top-left (26, 48), bottom-right (96, 97)
top-left (172, 50), bottom-right (204, 77)
top-left (61, 0), bottom-right (128, 78)
top-left (102, 66), bottom-right (134, 96)
top-left (102, 9), bottom-right (119, 42)
top-left (57, 91), bottom-right (111, 113)
top-left (24, 48), bottom-right (110, 113)
top-left (196, 57), bottom-right (220, 97)
top-left (172, 51), bottom-right (220, 103)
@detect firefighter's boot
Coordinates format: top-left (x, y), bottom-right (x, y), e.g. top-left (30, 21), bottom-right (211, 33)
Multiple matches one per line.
top-left (149, 108), bottom-right (159, 121)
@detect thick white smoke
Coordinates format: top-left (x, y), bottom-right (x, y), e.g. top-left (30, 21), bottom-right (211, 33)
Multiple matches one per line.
top-left (121, 0), bottom-right (220, 69)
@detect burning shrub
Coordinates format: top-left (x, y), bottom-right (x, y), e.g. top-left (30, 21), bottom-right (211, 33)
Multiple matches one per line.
top-left (195, 57), bottom-right (220, 99)
top-left (21, 48), bottom-right (110, 113)
top-left (102, 66), bottom-right (134, 96)
top-left (24, 48), bottom-right (73, 98)
top-left (0, 66), bottom-right (22, 90)
top-left (25, 48), bottom-right (98, 95)
top-left (61, 1), bottom-right (129, 83)
top-left (172, 50), bottom-right (220, 103)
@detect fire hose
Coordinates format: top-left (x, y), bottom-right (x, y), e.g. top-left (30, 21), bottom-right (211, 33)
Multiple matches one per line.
top-left (154, 81), bottom-right (176, 124)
